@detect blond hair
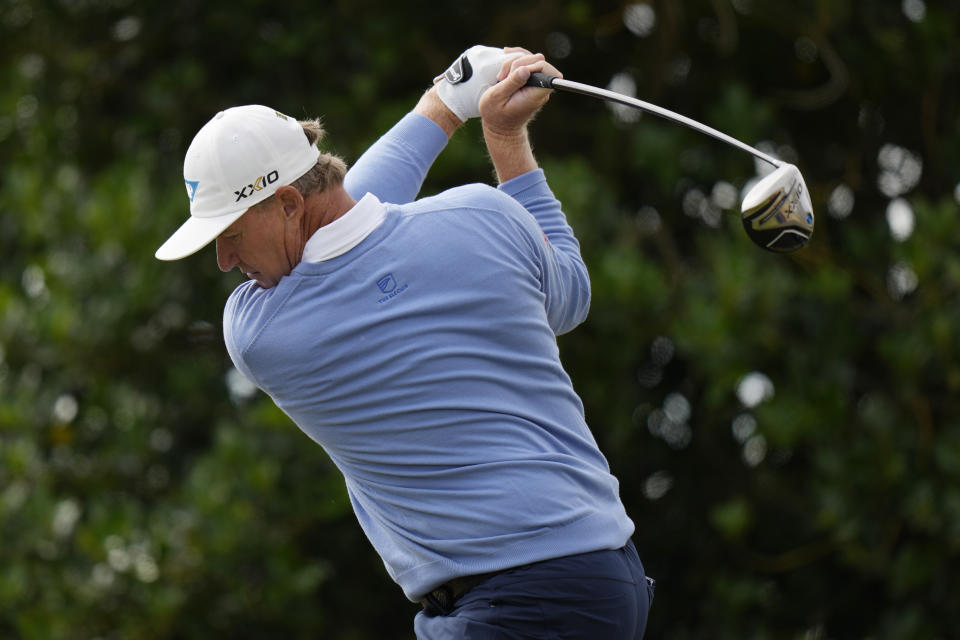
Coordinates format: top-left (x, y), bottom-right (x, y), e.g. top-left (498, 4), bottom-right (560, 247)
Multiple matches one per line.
top-left (291, 118), bottom-right (347, 195)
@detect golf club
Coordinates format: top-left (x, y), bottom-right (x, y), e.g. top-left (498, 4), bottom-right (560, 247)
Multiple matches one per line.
top-left (525, 72), bottom-right (814, 253)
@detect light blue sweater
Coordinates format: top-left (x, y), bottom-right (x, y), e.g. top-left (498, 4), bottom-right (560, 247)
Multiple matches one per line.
top-left (223, 114), bottom-right (634, 601)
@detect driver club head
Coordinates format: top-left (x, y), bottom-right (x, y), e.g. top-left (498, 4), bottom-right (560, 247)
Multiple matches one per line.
top-left (740, 163), bottom-right (814, 253)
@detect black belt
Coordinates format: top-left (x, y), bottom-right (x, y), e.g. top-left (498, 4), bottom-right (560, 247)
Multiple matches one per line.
top-left (420, 571), bottom-right (502, 617)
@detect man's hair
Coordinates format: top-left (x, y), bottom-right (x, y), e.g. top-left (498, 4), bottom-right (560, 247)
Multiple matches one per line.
top-left (291, 118), bottom-right (347, 196)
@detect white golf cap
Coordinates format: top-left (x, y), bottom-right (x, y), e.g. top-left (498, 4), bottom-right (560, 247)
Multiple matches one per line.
top-left (155, 105), bottom-right (320, 261)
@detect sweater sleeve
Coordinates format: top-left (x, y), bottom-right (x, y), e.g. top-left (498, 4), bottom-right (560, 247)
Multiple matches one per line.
top-left (343, 113), bottom-right (449, 205)
top-left (498, 169), bottom-right (591, 334)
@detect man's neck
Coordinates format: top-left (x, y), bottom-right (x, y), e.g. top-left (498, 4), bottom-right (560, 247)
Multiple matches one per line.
top-left (302, 185), bottom-right (358, 240)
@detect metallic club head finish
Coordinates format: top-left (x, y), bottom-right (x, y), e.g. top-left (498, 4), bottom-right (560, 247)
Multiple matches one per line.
top-left (740, 163), bottom-right (815, 253)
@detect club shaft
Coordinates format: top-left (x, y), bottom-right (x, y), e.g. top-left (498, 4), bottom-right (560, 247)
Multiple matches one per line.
top-left (527, 73), bottom-right (782, 169)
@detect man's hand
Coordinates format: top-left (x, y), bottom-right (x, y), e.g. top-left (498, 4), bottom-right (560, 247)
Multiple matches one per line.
top-left (479, 50), bottom-right (563, 183)
top-left (435, 45), bottom-right (523, 123)
top-left (478, 50), bottom-right (563, 138)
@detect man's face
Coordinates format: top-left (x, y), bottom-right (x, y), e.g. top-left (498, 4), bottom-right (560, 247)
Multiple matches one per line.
top-left (215, 200), bottom-right (296, 289)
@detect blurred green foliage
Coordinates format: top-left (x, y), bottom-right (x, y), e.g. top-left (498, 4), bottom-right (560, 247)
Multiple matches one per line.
top-left (2, 0), bottom-right (959, 638)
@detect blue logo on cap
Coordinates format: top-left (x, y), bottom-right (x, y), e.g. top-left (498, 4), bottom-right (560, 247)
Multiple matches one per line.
top-left (185, 179), bottom-right (199, 202)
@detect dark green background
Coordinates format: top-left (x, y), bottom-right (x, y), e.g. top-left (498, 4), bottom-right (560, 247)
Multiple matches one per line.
top-left (2, 0), bottom-right (959, 638)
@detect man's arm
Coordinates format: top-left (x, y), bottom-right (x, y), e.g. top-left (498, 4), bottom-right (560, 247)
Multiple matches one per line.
top-left (343, 85), bottom-right (458, 205)
top-left (344, 46), bottom-right (520, 205)
top-left (478, 53), bottom-right (591, 334)
top-left (479, 52), bottom-right (560, 183)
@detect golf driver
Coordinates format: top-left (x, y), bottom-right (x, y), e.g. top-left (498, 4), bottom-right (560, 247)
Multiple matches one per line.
top-left (525, 72), bottom-right (814, 253)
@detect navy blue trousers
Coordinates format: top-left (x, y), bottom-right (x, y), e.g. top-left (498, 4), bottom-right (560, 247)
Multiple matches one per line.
top-left (414, 540), bottom-right (654, 639)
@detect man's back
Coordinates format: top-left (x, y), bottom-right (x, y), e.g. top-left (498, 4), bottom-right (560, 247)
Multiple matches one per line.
top-left (223, 180), bottom-right (633, 601)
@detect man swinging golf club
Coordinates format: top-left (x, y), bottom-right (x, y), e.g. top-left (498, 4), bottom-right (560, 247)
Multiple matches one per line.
top-left (156, 46), bottom-right (653, 639)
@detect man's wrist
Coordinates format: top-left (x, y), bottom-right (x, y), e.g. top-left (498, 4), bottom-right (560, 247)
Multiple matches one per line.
top-left (414, 86), bottom-right (464, 139)
top-left (482, 124), bottom-right (529, 147)
top-left (482, 124), bottom-right (538, 183)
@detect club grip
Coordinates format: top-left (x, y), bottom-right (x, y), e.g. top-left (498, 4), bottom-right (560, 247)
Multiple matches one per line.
top-left (525, 72), bottom-right (556, 89)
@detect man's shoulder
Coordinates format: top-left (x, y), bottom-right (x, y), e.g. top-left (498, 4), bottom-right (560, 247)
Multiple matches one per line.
top-left (426, 181), bottom-right (502, 203)
top-left (402, 182), bottom-right (520, 217)
top-left (225, 278), bottom-right (263, 311)
top-left (223, 279), bottom-right (291, 349)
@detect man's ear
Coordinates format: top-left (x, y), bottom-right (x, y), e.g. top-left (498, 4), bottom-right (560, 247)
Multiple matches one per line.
top-left (274, 185), bottom-right (304, 219)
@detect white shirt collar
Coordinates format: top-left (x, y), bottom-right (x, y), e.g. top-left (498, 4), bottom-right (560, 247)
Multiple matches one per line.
top-left (301, 192), bottom-right (387, 263)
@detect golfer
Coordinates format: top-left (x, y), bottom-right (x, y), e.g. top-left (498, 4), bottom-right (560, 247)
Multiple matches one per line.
top-left (156, 46), bottom-right (653, 639)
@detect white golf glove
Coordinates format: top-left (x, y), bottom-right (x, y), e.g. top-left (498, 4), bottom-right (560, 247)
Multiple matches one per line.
top-left (435, 45), bottom-right (515, 122)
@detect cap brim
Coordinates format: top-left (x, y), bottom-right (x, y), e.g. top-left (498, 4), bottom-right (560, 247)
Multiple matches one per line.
top-left (155, 209), bottom-right (247, 261)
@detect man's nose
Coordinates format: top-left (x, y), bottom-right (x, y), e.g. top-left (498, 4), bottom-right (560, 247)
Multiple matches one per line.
top-left (215, 237), bottom-right (238, 273)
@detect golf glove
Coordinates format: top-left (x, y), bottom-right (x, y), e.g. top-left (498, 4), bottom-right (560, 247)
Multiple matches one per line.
top-left (436, 45), bottom-right (513, 122)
